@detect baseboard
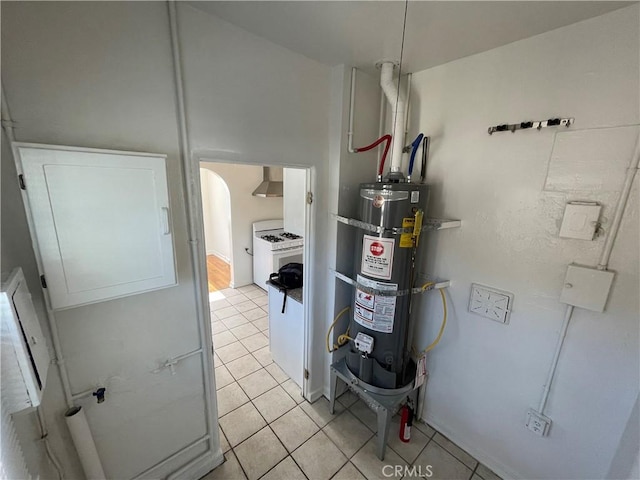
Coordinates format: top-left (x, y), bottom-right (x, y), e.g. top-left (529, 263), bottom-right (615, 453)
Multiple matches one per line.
top-left (308, 386), bottom-right (325, 403)
top-left (424, 415), bottom-right (522, 480)
top-left (206, 250), bottom-right (230, 264)
top-left (168, 448), bottom-right (224, 480)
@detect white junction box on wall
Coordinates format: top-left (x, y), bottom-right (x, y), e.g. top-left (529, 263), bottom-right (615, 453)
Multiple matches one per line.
top-left (560, 264), bottom-right (615, 313)
top-left (559, 202), bottom-right (601, 240)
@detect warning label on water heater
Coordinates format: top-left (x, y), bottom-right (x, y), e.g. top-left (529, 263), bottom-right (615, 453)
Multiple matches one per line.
top-left (361, 235), bottom-right (394, 280)
top-left (354, 275), bottom-right (397, 333)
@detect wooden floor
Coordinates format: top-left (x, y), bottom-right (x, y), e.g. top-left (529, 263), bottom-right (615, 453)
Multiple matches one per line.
top-left (206, 255), bottom-right (231, 292)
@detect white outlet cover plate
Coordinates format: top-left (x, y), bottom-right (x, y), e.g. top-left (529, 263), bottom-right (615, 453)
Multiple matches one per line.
top-left (559, 202), bottom-right (601, 240)
top-left (526, 408), bottom-right (551, 437)
top-left (469, 283), bottom-right (514, 324)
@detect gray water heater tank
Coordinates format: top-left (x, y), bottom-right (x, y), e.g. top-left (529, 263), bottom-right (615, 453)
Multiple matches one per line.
top-left (345, 182), bottom-right (430, 390)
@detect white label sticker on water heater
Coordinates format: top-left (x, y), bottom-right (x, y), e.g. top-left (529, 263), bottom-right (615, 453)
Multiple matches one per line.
top-left (361, 235), bottom-right (394, 280)
top-left (354, 275), bottom-right (397, 333)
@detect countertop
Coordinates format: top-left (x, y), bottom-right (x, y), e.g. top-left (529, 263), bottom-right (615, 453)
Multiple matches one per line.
top-left (266, 280), bottom-right (303, 304)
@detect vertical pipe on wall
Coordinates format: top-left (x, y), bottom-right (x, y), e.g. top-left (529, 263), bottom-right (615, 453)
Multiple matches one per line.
top-left (64, 407), bottom-right (105, 479)
top-left (166, 0), bottom-right (221, 471)
top-left (597, 134), bottom-right (640, 270)
top-left (347, 67), bottom-right (357, 154)
top-left (1, 83), bottom-right (74, 410)
top-left (380, 62), bottom-right (406, 173)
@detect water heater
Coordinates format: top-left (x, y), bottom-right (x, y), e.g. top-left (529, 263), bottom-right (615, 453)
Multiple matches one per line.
top-left (345, 181), bottom-right (429, 389)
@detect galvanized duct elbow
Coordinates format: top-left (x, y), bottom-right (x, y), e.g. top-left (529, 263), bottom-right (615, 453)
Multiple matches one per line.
top-left (380, 62), bottom-right (406, 174)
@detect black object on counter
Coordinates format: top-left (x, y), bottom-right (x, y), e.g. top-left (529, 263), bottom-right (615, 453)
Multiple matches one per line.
top-left (269, 263), bottom-right (303, 313)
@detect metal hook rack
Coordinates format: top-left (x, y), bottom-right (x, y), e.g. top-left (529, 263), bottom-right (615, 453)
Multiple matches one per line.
top-left (488, 117), bottom-right (574, 135)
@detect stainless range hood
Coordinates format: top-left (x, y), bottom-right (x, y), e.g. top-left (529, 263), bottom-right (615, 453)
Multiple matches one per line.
top-left (252, 167), bottom-right (283, 197)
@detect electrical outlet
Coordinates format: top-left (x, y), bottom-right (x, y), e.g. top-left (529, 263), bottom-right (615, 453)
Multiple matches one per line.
top-left (526, 409), bottom-right (551, 437)
top-left (468, 284), bottom-right (514, 324)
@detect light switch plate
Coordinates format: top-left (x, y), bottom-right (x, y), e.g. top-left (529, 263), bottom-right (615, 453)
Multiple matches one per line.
top-left (560, 264), bottom-right (614, 312)
top-left (469, 284), bottom-right (514, 324)
top-left (559, 202), bottom-right (601, 240)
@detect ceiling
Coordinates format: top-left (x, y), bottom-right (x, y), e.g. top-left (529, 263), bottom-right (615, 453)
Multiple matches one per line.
top-left (189, 1), bottom-right (634, 74)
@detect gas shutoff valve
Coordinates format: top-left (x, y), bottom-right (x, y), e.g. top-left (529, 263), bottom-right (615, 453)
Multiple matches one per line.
top-left (355, 333), bottom-right (374, 355)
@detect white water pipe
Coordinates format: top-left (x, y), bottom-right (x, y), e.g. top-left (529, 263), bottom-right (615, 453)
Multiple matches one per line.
top-left (65, 407), bottom-right (105, 479)
top-left (347, 67), bottom-right (357, 154)
top-left (597, 133), bottom-right (640, 270)
top-left (380, 62), bottom-right (406, 173)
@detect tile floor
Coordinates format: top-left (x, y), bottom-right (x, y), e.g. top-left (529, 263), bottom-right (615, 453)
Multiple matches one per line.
top-left (204, 284), bottom-right (501, 480)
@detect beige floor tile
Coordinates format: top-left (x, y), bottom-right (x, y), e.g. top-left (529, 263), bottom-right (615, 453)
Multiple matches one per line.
top-left (226, 354), bottom-right (263, 380)
top-left (216, 382), bottom-right (249, 417)
top-left (332, 462), bottom-right (366, 480)
top-left (386, 415), bottom-right (430, 464)
top-left (201, 451), bottom-right (246, 480)
top-left (219, 427), bottom-right (231, 453)
top-left (300, 397), bottom-right (344, 428)
top-left (476, 464), bottom-right (502, 480)
top-left (281, 378), bottom-right (304, 404)
top-left (226, 294), bottom-right (250, 305)
top-left (234, 427), bottom-right (287, 480)
top-left (261, 456), bottom-right (306, 480)
top-left (210, 299), bottom-right (232, 311)
top-left (271, 406), bottom-right (319, 452)
top-left (230, 322), bottom-right (260, 340)
top-left (243, 307), bottom-right (267, 321)
top-left (252, 317), bottom-right (269, 331)
top-left (235, 300), bottom-right (260, 312)
top-left (252, 346), bottom-right (273, 367)
top-left (252, 295), bottom-right (269, 307)
top-left (211, 321), bottom-right (228, 335)
top-left (253, 386), bottom-right (297, 423)
top-left (414, 420), bottom-right (436, 438)
top-left (221, 287), bottom-right (243, 298)
top-left (322, 410), bottom-right (374, 458)
top-left (240, 332), bottom-right (269, 352)
top-left (245, 289), bottom-right (266, 300)
top-left (351, 437), bottom-right (407, 480)
top-left (433, 433), bottom-right (477, 469)
top-left (213, 352), bottom-right (221, 368)
top-left (238, 369), bottom-right (278, 399)
top-left (263, 329), bottom-right (269, 338)
top-left (265, 363), bottom-right (289, 383)
top-left (216, 305), bottom-right (240, 319)
top-left (261, 306), bottom-right (270, 314)
top-left (471, 475), bottom-right (483, 480)
top-left (222, 314), bottom-right (250, 329)
top-left (292, 431), bottom-right (347, 480)
top-left (238, 284), bottom-right (259, 293)
top-left (214, 365), bottom-right (235, 390)
top-left (337, 390), bottom-right (359, 408)
top-left (413, 441), bottom-right (473, 480)
top-left (219, 402), bottom-right (267, 447)
top-left (216, 342), bottom-right (250, 364)
top-left (213, 330), bottom-right (237, 348)
top-left (349, 400), bottom-right (378, 432)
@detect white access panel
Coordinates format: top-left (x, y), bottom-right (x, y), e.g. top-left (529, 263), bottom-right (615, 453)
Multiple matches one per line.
top-left (1, 268), bottom-right (50, 413)
top-left (13, 143), bottom-right (176, 310)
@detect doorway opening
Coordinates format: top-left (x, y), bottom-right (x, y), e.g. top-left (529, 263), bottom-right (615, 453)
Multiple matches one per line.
top-left (199, 168), bottom-right (233, 294)
top-left (197, 159), bottom-right (311, 406)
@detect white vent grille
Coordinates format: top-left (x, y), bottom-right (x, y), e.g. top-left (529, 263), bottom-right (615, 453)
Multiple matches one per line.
top-left (0, 402), bottom-right (32, 480)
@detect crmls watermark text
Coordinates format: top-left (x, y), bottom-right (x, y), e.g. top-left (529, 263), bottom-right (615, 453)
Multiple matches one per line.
top-left (382, 465), bottom-right (434, 478)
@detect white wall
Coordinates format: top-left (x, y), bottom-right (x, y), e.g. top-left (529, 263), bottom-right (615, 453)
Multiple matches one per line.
top-left (1, 1), bottom-right (330, 477)
top-left (409, 6), bottom-right (639, 479)
top-left (200, 168), bottom-right (232, 262)
top-left (283, 167), bottom-right (307, 237)
top-left (201, 162), bottom-right (283, 287)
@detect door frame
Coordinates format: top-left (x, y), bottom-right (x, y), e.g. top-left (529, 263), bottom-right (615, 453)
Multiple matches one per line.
top-left (193, 151), bottom-right (314, 401)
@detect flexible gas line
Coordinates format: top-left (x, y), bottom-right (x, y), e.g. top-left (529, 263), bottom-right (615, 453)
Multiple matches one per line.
top-left (422, 288), bottom-right (448, 353)
top-left (327, 306), bottom-right (352, 353)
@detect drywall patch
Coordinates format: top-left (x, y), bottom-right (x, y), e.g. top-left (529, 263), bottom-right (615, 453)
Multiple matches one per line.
top-left (544, 125), bottom-right (639, 192)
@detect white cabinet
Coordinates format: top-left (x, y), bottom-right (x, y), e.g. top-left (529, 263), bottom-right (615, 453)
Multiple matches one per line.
top-left (13, 143), bottom-right (176, 310)
top-left (283, 168), bottom-right (306, 237)
top-left (268, 285), bottom-right (303, 388)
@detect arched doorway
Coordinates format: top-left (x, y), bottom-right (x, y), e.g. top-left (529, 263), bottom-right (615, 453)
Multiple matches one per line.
top-left (200, 168), bottom-right (233, 294)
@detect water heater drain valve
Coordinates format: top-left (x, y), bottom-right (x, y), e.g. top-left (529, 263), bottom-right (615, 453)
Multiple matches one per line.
top-left (354, 333), bottom-right (374, 354)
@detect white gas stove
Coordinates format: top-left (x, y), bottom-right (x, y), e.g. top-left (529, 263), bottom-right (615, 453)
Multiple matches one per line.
top-left (252, 220), bottom-right (304, 290)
